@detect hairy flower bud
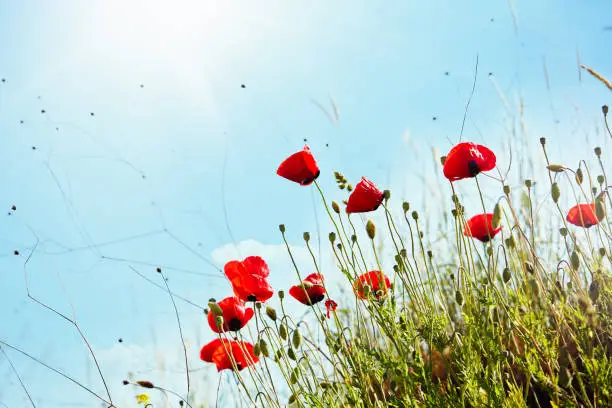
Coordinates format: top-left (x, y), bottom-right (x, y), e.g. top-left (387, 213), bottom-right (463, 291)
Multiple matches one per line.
top-left (279, 323), bottom-right (288, 340)
top-left (546, 164), bottom-right (565, 173)
top-left (292, 329), bottom-right (302, 349)
top-left (331, 201), bottom-right (340, 214)
top-left (265, 306), bottom-right (277, 321)
top-left (402, 201), bottom-right (410, 213)
top-left (551, 182), bottom-right (560, 203)
top-left (366, 220), bottom-right (376, 239)
top-left (208, 301), bottom-right (223, 317)
top-left (328, 232), bottom-right (336, 243)
top-left (492, 203), bottom-right (501, 228)
top-left (575, 168), bottom-right (584, 185)
top-left (279, 224), bottom-right (286, 233)
top-left (303, 232), bottom-right (310, 242)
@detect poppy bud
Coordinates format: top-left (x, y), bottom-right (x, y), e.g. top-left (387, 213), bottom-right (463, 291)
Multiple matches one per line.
top-left (290, 367), bottom-right (300, 384)
top-left (215, 316), bottom-right (224, 329)
top-left (570, 251), bottom-right (580, 270)
top-left (336, 243), bottom-right (342, 250)
top-left (427, 250), bottom-right (433, 258)
top-left (331, 201), bottom-right (340, 214)
top-left (539, 137), bottom-right (546, 146)
top-left (383, 190), bottom-right (391, 200)
top-left (366, 220), bottom-right (376, 239)
top-left (503, 185), bottom-right (510, 195)
top-left (551, 183), bottom-right (560, 203)
top-left (576, 168), bottom-right (584, 185)
top-left (208, 302), bottom-right (224, 317)
top-left (278, 290), bottom-right (285, 299)
top-left (546, 164), bottom-right (565, 173)
top-left (292, 329), bottom-right (302, 348)
top-left (253, 342), bottom-right (261, 357)
top-left (303, 232), bottom-right (310, 242)
top-left (597, 175), bottom-right (605, 185)
top-left (411, 211), bottom-right (419, 221)
top-left (255, 302), bottom-right (262, 309)
top-left (265, 306), bottom-right (277, 321)
top-left (589, 280), bottom-right (600, 303)
top-left (492, 203), bottom-right (501, 229)
top-left (559, 227), bottom-right (567, 237)
top-left (505, 236), bottom-right (515, 248)
top-left (524, 261), bottom-right (535, 274)
top-left (347, 184), bottom-right (353, 192)
top-left (279, 323), bottom-right (288, 340)
top-left (603, 105), bottom-right (609, 116)
top-left (136, 380), bottom-right (155, 389)
top-left (287, 347), bottom-right (297, 360)
top-left (599, 247), bottom-right (606, 257)
top-left (594, 147), bottom-right (602, 157)
top-left (524, 179), bottom-right (532, 188)
top-left (440, 155), bottom-right (447, 165)
top-left (274, 349), bottom-right (283, 362)
top-left (455, 290), bottom-right (463, 305)
top-left (279, 224), bottom-right (286, 233)
top-left (259, 339), bottom-right (270, 358)
top-left (402, 201), bottom-right (410, 213)
top-left (288, 394), bottom-right (297, 404)
top-left (502, 267), bottom-right (511, 283)
top-left (328, 232), bottom-right (336, 243)
top-left (351, 234), bottom-right (357, 243)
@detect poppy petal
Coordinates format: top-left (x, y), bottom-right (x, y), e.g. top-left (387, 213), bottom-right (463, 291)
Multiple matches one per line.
top-left (346, 177), bottom-right (384, 213)
top-left (277, 145), bottom-right (320, 185)
top-left (443, 142), bottom-right (496, 181)
top-left (463, 213), bottom-right (501, 242)
top-left (566, 204), bottom-right (601, 228)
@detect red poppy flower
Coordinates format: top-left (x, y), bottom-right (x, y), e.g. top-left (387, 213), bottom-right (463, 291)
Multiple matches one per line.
top-left (276, 145), bottom-right (320, 186)
top-left (463, 213), bottom-right (501, 242)
top-left (325, 299), bottom-right (338, 318)
top-left (566, 203), bottom-right (602, 228)
top-left (224, 256), bottom-right (274, 302)
top-left (346, 177), bottom-right (384, 213)
top-left (200, 338), bottom-right (259, 372)
top-left (443, 142), bottom-right (496, 181)
top-left (207, 296), bottom-right (254, 333)
top-left (289, 273), bottom-right (326, 305)
top-left (354, 271), bottom-right (391, 300)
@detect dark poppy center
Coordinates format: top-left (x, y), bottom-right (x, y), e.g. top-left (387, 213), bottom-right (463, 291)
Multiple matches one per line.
top-left (467, 160), bottom-right (481, 177)
top-left (236, 363), bottom-right (243, 370)
top-left (305, 293), bottom-right (325, 305)
top-left (228, 317), bottom-right (243, 331)
top-left (300, 169), bottom-right (321, 186)
top-left (247, 294), bottom-right (257, 302)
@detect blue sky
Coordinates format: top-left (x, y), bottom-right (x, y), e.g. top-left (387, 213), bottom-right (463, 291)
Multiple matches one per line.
top-left (0, 0), bottom-right (611, 406)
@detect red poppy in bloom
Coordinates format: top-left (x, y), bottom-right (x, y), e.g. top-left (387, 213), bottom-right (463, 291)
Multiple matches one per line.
top-left (207, 296), bottom-right (254, 333)
top-left (325, 299), bottom-right (338, 319)
top-left (354, 271), bottom-right (391, 300)
top-left (224, 256), bottom-right (274, 302)
top-left (200, 338), bottom-right (259, 372)
top-left (443, 142), bottom-right (496, 181)
top-left (289, 273), bottom-right (326, 305)
top-left (463, 213), bottom-right (501, 242)
top-left (566, 203), bottom-right (602, 228)
top-left (346, 177), bottom-right (384, 213)
top-left (276, 145), bottom-right (320, 186)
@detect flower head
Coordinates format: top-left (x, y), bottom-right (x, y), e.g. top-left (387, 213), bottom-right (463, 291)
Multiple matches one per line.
top-left (325, 299), bottom-right (338, 318)
top-left (566, 203), bottom-right (602, 228)
top-left (463, 213), bottom-right (501, 242)
top-left (207, 296), bottom-right (254, 333)
top-left (443, 142), bottom-right (496, 181)
top-left (200, 338), bottom-right (259, 372)
top-left (224, 256), bottom-right (274, 302)
top-left (346, 177), bottom-right (384, 213)
top-left (276, 145), bottom-right (320, 186)
top-left (354, 271), bottom-right (391, 300)
top-left (289, 273), bottom-right (326, 305)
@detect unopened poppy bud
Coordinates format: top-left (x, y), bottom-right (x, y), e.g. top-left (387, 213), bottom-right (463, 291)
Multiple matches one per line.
top-left (539, 137), bottom-right (546, 146)
top-left (287, 347), bottom-right (297, 360)
top-left (551, 183), bottom-right (560, 203)
top-left (320, 381), bottom-right (331, 389)
top-left (366, 220), bottom-right (376, 239)
top-left (411, 211), bottom-right (418, 221)
top-left (292, 329), bottom-right (302, 348)
top-left (440, 155), bottom-right (447, 165)
top-left (255, 302), bottom-right (262, 310)
top-left (215, 316), bottom-right (224, 329)
top-left (351, 234), bottom-right (357, 243)
top-left (455, 290), bottom-right (463, 305)
top-left (492, 203), bottom-right (501, 228)
top-left (265, 306), bottom-right (277, 321)
top-left (402, 201), bottom-right (410, 213)
top-left (594, 147), bottom-right (602, 157)
top-left (347, 184), bottom-right (353, 192)
top-left (576, 168), bottom-right (584, 185)
top-left (279, 323), bottom-right (288, 340)
top-left (136, 380), bottom-right (155, 389)
top-left (274, 349), bottom-right (283, 362)
top-left (392, 264), bottom-right (399, 272)
top-left (599, 247), bottom-right (606, 257)
top-left (208, 302), bottom-right (223, 317)
top-left (279, 224), bottom-right (286, 233)
top-left (524, 179), bottom-right (532, 188)
top-left (253, 342), bottom-right (261, 357)
top-left (328, 232), bottom-right (336, 243)
top-left (486, 246), bottom-right (493, 256)
top-left (546, 164), bottom-right (565, 173)
top-left (303, 232), bottom-right (310, 242)
top-left (603, 105), bottom-right (609, 115)
top-left (331, 201), bottom-right (340, 214)
top-left (259, 339), bottom-right (270, 357)
top-left (559, 227), bottom-right (567, 237)
top-left (427, 250), bottom-right (433, 258)
top-left (336, 243), bottom-right (342, 250)
top-left (589, 280), bottom-right (600, 303)
top-left (593, 187), bottom-right (598, 195)
top-left (278, 290), bottom-right (285, 300)
top-left (502, 267), bottom-right (511, 283)
top-left (597, 175), bottom-right (605, 185)
top-left (288, 394), bottom-right (297, 404)
top-left (524, 261), bottom-right (535, 274)
top-left (290, 367), bottom-right (300, 384)
top-left (571, 251), bottom-right (580, 270)
top-left (503, 185), bottom-right (510, 195)
top-left (383, 190), bottom-right (391, 200)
